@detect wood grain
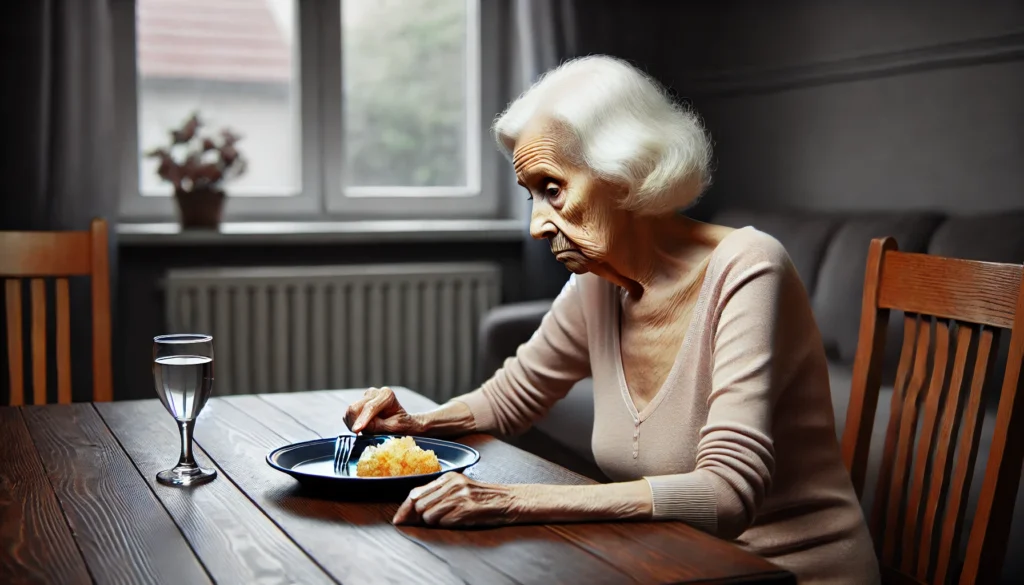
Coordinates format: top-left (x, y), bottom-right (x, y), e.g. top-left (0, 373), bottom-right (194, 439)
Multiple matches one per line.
top-left (30, 279), bottom-right (45, 405)
top-left (917, 324), bottom-right (972, 580)
top-left (0, 407), bottom-right (91, 585)
top-left (1, 218), bottom-right (113, 403)
top-left (319, 390), bottom-right (790, 584)
top-left (89, 218), bottom-right (113, 402)
top-left (842, 236), bottom-right (894, 498)
top-left (227, 392), bottom-right (516, 585)
top-left (869, 314), bottom-right (918, 544)
top-left (901, 319), bottom-right (950, 575)
top-left (962, 269), bottom-right (1024, 583)
top-left (260, 391), bottom-right (634, 585)
top-left (548, 522), bottom-right (793, 585)
top-left (5, 280), bottom-right (24, 406)
top-left (192, 397), bottom-right (465, 584)
top-left (95, 400), bottom-right (336, 585)
top-left (842, 238), bottom-right (1024, 584)
top-left (55, 278), bottom-right (71, 404)
top-left (878, 251), bottom-right (1021, 329)
top-left (22, 404), bottom-right (211, 584)
top-left (881, 317), bottom-right (932, 566)
top-left (0, 231), bottom-right (92, 276)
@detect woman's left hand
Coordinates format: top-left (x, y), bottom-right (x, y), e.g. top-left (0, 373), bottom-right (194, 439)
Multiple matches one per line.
top-left (392, 473), bottom-right (523, 527)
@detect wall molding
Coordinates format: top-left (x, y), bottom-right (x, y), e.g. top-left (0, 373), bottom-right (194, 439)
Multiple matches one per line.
top-left (685, 31), bottom-right (1024, 98)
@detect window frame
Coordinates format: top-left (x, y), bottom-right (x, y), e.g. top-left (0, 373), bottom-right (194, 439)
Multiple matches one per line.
top-left (115, 0), bottom-right (504, 222)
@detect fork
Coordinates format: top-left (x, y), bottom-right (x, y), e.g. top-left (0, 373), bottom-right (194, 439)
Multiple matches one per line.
top-left (333, 434), bottom-right (356, 476)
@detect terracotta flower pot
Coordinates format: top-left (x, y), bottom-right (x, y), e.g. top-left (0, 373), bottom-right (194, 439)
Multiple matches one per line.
top-left (175, 188), bottom-right (225, 229)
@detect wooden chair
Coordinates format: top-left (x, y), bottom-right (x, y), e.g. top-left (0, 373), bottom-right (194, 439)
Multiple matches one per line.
top-left (1, 218), bottom-right (112, 404)
top-left (841, 237), bottom-right (1024, 584)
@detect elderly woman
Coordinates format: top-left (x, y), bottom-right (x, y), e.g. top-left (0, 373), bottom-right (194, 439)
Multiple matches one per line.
top-left (345, 55), bottom-right (879, 583)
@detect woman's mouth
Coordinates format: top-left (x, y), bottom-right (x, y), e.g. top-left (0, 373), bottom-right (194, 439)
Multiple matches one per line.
top-left (553, 249), bottom-right (588, 273)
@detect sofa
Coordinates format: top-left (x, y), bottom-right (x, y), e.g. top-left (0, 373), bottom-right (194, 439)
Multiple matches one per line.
top-left (477, 208), bottom-right (1024, 582)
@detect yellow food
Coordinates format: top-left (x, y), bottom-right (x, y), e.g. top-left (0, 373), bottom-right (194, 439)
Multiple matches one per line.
top-left (355, 436), bottom-right (441, 477)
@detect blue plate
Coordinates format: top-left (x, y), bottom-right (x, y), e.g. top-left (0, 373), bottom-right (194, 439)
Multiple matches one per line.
top-left (266, 435), bottom-right (480, 499)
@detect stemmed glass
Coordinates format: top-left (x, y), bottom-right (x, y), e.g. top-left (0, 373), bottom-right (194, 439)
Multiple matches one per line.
top-left (153, 334), bottom-right (217, 486)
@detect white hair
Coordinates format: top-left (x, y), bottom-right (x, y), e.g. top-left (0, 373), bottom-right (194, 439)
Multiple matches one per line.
top-left (493, 55), bottom-right (712, 215)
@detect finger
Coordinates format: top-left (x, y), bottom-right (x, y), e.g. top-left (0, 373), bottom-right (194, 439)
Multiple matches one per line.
top-left (343, 388), bottom-right (379, 429)
top-left (414, 476), bottom-right (463, 514)
top-left (438, 507), bottom-right (475, 528)
top-left (392, 495), bottom-right (420, 525)
top-left (407, 472), bottom-right (456, 503)
top-left (421, 497), bottom-right (462, 526)
top-left (394, 474), bottom-right (449, 525)
top-left (343, 402), bottom-right (365, 430)
top-left (352, 390), bottom-right (390, 433)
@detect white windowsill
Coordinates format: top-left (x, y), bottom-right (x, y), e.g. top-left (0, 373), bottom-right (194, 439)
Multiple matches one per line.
top-left (117, 219), bottom-right (525, 246)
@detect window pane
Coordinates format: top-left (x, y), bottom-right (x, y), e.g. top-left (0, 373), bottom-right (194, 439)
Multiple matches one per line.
top-left (342, 0), bottom-right (475, 190)
top-left (136, 0), bottom-right (300, 196)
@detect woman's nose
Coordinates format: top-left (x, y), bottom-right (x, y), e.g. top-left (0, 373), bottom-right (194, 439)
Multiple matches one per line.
top-left (529, 201), bottom-right (558, 240)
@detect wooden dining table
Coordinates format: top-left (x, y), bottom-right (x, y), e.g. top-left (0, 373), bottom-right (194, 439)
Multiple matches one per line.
top-left (1, 387), bottom-right (795, 585)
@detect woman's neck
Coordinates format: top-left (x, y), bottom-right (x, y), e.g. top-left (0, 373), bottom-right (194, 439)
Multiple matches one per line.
top-left (602, 215), bottom-right (723, 309)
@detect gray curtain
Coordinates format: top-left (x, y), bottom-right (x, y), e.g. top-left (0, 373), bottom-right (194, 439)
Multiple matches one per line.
top-left (1, 0), bottom-right (119, 401)
top-left (510, 0), bottom-right (579, 301)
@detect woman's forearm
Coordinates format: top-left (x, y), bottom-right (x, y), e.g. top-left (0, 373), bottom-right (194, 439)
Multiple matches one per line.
top-left (511, 481), bottom-right (654, 523)
top-left (412, 400), bottom-right (478, 437)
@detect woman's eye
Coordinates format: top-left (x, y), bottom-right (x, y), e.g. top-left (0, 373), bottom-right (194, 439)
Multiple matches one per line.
top-left (545, 184), bottom-right (560, 198)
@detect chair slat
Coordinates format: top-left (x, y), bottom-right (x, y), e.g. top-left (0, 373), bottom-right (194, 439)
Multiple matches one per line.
top-left (5, 279), bottom-right (24, 406)
top-left (933, 327), bottom-right (998, 585)
top-left (962, 276), bottom-right (1024, 583)
top-left (31, 278), bottom-right (47, 405)
top-left (917, 323), bottom-right (973, 580)
top-left (882, 317), bottom-right (933, 565)
top-left (90, 218), bottom-right (113, 402)
top-left (871, 314), bottom-right (920, 544)
top-left (902, 319), bottom-right (951, 574)
top-left (56, 278), bottom-right (72, 404)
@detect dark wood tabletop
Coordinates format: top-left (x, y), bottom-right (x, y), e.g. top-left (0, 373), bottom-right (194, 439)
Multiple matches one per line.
top-left (1, 387), bottom-right (795, 585)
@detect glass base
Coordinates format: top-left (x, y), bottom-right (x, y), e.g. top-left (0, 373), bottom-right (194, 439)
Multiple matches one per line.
top-left (157, 464), bottom-right (217, 487)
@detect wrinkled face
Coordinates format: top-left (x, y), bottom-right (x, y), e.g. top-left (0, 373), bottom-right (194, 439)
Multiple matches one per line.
top-left (513, 120), bottom-right (629, 275)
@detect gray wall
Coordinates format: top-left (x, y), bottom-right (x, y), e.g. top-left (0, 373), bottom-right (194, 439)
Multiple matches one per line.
top-left (574, 0), bottom-right (1024, 215)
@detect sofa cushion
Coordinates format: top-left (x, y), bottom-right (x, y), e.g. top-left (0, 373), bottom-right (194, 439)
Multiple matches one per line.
top-left (711, 209), bottom-right (839, 297)
top-left (813, 213), bottom-right (944, 364)
top-left (926, 212), bottom-right (1024, 264)
top-left (475, 299), bottom-right (553, 386)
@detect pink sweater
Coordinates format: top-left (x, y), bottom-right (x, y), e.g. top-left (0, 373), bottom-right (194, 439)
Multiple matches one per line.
top-left (456, 227), bottom-right (880, 583)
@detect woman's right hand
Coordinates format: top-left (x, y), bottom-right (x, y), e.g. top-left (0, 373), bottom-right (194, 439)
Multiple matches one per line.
top-left (343, 386), bottom-right (423, 435)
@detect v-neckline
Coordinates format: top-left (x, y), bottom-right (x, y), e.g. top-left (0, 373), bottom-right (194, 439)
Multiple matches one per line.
top-left (611, 226), bottom-right (747, 422)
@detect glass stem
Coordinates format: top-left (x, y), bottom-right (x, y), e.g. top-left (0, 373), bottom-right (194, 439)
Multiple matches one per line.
top-left (176, 420), bottom-right (198, 469)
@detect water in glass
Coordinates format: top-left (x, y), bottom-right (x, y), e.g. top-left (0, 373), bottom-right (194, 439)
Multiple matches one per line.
top-left (153, 334), bottom-right (217, 486)
top-left (155, 355), bottom-right (213, 421)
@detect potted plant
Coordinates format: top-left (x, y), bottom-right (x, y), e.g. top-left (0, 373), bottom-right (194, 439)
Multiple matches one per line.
top-left (146, 113), bottom-right (247, 229)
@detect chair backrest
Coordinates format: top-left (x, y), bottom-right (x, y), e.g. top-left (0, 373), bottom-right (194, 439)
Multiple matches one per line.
top-left (1, 218), bottom-right (112, 404)
top-left (841, 237), bottom-right (1024, 584)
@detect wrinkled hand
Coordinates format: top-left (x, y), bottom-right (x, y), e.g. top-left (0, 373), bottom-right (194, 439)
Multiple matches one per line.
top-left (393, 473), bottom-right (522, 527)
top-left (344, 386), bottom-right (422, 435)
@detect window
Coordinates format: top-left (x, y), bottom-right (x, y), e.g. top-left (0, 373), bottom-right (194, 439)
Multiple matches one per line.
top-left (116, 0), bottom-right (501, 221)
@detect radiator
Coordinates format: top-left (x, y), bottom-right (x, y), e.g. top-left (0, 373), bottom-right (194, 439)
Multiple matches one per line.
top-left (164, 263), bottom-right (502, 402)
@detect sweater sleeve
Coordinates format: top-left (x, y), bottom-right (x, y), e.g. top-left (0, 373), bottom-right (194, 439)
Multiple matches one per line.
top-left (453, 274), bottom-right (591, 435)
top-left (645, 243), bottom-right (793, 538)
